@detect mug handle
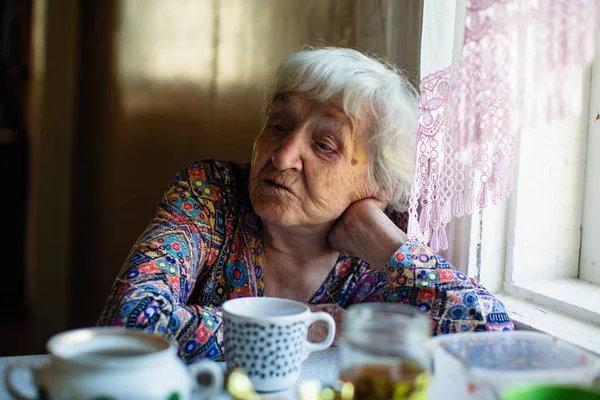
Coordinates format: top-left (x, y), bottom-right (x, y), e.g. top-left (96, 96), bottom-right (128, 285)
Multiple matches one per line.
top-left (305, 311), bottom-right (336, 354)
top-left (3, 362), bottom-right (37, 400)
top-left (188, 360), bottom-right (224, 400)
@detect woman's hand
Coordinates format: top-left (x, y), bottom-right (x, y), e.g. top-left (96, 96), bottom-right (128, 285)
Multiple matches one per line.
top-left (308, 303), bottom-right (345, 345)
top-left (328, 199), bottom-right (408, 270)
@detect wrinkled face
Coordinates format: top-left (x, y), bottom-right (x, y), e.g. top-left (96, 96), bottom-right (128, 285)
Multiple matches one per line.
top-left (249, 92), bottom-right (373, 228)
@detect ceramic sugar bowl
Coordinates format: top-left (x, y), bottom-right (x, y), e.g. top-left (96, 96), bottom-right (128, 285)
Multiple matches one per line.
top-left (3, 327), bottom-right (223, 400)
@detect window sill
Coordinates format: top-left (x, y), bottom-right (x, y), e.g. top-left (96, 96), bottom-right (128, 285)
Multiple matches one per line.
top-left (504, 279), bottom-right (600, 325)
top-left (495, 291), bottom-right (600, 355)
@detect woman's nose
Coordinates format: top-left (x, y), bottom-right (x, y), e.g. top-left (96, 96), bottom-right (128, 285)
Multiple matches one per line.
top-left (271, 130), bottom-right (304, 172)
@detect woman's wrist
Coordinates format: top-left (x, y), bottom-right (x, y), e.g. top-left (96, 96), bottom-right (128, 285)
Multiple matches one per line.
top-left (370, 219), bottom-right (407, 270)
top-left (328, 199), bottom-right (408, 269)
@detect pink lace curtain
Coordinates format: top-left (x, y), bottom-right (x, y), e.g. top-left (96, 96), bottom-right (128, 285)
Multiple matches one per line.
top-left (407, 0), bottom-right (600, 251)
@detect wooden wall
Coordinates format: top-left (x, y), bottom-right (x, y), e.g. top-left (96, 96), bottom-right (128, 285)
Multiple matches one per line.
top-left (71, 0), bottom-right (358, 328)
top-left (18, 0), bottom-right (422, 353)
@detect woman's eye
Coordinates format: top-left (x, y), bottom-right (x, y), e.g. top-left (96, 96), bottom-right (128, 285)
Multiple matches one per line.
top-left (271, 124), bottom-right (287, 134)
top-left (316, 141), bottom-right (334, 152)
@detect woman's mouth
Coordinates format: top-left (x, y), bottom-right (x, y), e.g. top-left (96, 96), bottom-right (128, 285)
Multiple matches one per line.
top-left (264, 179), bottom-right (290, 193)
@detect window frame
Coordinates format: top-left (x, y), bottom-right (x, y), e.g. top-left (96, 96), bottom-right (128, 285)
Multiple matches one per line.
top-left (580, 52), bottom-right (600, 285)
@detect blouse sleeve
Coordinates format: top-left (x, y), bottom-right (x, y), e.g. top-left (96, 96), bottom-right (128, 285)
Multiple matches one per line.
top-left (363, 242), bottom-right (514, 334)
top-left (98, 164), bottom-right (227, 362)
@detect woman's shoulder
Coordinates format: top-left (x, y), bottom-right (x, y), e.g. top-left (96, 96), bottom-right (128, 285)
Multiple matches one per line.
top-left (179, 160), bottom-right (250, 188)
top-left (170, 159), bottom-right (250, 194)
top-left (163, 160), bottom-right (251, 208)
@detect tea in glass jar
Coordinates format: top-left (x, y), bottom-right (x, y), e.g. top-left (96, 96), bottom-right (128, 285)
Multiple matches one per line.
top-left (338, 304), bottom-right (431, 400)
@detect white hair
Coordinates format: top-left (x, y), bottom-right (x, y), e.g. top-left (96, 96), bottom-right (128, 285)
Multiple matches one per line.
top-left (261, 46), bottom-right (418, 212)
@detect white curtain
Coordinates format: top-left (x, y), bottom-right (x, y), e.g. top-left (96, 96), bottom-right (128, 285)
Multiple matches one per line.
top-left (411, 0), bottom-right (599, 257)
top-left (420, 0), bottom-right (470, 269)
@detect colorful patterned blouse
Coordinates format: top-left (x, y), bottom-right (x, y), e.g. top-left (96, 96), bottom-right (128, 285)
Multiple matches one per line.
top-left (98, 160), bottom-right (513, 363)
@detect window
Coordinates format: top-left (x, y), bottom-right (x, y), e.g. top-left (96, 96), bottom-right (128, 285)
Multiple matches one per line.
top-left (418, 0), bottom-right (600, 353)
top-left (467, 51), bottom-right (600, 339)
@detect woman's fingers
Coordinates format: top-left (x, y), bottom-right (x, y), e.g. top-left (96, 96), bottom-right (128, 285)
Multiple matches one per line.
top-left (368, 196), bottom-right (388, 211)
top-left (328, 199), bottom-right (407, 269)
top-left (308, 304), bottom-right (345, 345)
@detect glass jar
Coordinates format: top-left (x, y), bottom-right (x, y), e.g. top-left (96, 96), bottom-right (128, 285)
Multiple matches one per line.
top-left (338, 303), bottom-right (431, 400)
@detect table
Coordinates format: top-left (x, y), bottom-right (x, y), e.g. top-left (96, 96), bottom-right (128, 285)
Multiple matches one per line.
top-left (0, 346), bottom-right (518, 400)
top-left (4, 347), bottom-right (597, 399)
top-left (0, 347), bottom-right (475, 400)
top-left (0, 348), bottom-right (339, 399)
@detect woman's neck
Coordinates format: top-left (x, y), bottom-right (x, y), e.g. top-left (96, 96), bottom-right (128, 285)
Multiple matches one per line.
top-left (261, 222), bottom-right (338, 265)
top-left (260, 222), bottom-right (340, 302)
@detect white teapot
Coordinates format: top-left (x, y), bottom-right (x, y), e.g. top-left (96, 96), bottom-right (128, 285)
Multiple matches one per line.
top-left (4, 327), bottom-right (223, 400)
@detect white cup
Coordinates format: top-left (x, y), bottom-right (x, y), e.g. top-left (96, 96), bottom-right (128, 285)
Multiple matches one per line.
top-left (3, 327), bottom-right (223, 400)
top-left (223, 297), bottom-right (336, 392)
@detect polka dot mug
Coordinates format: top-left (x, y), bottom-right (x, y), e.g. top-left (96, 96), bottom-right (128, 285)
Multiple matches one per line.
top-left (223, 297), bottom-right (336, 392)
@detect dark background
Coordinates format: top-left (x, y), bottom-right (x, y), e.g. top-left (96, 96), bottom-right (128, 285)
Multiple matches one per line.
top-left (0, 0), bottom-right (423, 356)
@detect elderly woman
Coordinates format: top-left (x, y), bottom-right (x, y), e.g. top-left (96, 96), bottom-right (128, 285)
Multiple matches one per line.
top-left (98, 47), bottom-right (513, 362)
